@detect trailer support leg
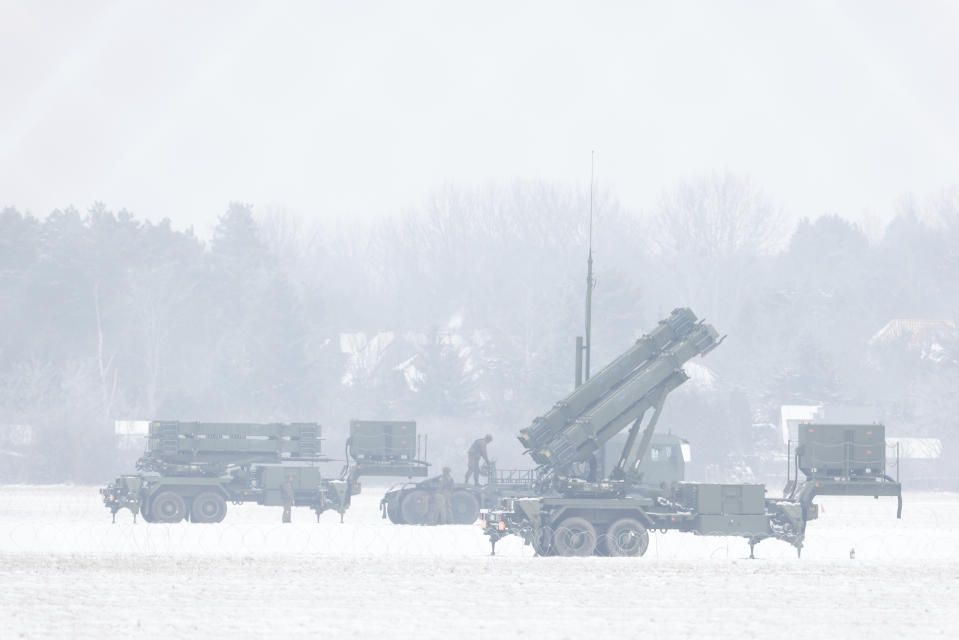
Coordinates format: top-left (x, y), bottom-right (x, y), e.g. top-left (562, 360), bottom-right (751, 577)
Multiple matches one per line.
top-left (896, 493), bottom-right (902, 519)
top-left (748, 539), bottom-right (756, 559)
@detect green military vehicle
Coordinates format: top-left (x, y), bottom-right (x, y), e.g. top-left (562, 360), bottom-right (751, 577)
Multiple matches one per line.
top-left (342, 419), bottom-right (502, 525)
top-left (379, 431), bottom-right (689, 526)
top-left (481, 308), bottom-right (810, 557)
top-left (368, 419), bottom-right (514, 525)
top-left (380, 463), bottom-right (535, 526)
top-left (101, 421), bottom-right (353, 523)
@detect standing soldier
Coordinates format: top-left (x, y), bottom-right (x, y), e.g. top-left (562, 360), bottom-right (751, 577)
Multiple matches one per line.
top-left (439, 466), bottom-right (454, 524)
top-left (281, 475), bottom-right (295, 523)
top-left (427, 467), bottom-right (455, 525)
top-left (465, 434), bottom-right (492, 486)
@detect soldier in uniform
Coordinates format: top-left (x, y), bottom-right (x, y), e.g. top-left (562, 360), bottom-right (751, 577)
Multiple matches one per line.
top-left (465, 434), bottom-right (492, 486)
top-left (281, 475), bottom-right (295, 523)
top-left (427, 466), bottom-right (455, 525)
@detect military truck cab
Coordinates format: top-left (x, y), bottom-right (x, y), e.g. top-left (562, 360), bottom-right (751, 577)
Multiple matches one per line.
top-left (599, 432), bottom-right (688, 488)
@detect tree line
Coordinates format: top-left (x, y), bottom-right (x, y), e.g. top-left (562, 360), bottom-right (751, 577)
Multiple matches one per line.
top-left (1, 175), bottom-right (957, 483)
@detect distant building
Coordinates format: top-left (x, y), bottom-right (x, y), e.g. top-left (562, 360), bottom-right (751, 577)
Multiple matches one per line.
top-left (340, 331), bottom-right (424, 390)
top-left (870, 319), bottom-right (955, 347)
top-left (780, 405), bottom-right (822, 444)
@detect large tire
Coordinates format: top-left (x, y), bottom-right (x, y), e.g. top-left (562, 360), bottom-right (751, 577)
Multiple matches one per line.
top-left (191, 491), bottom-right (228, 523)
top-left (552, 517), bottom-right (597, 556)
top-left (605, 518), bottom-right (649, 557)
top-left (386, 497), bottom-right (405, 524)
top-left (151, 491), bottom-right (186, 523)
top-left (140, 500), bottom-right (155, 523)
top-left (399, 489), bottom-right (430, 525)
top-left (531, 526), bottom-right (554, 556)
top-left (450, 490), bottom-right (480, 524)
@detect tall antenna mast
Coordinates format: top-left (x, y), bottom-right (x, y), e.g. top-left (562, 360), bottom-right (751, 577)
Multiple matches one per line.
top-left (584, 151), bottom-right (595, 381)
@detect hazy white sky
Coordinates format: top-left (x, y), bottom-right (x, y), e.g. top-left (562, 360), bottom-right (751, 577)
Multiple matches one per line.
top-left (1, 0), bottom-right (957, 235)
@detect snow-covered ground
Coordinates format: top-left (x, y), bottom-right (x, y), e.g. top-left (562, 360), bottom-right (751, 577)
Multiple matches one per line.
top-left (0, 485), bottom-right (956, 639)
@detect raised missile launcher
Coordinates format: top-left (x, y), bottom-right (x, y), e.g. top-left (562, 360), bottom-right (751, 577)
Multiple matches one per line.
top-left (521, 317), bottom-right (720, 478)
top-left (100, 421), bottom-right (352, 523)
top-left (519, 307), bottom-right (700, 457)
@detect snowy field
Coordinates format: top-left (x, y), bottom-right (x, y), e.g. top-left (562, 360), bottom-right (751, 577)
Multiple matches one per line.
top-left (0, 485), bottom-right (957, 639)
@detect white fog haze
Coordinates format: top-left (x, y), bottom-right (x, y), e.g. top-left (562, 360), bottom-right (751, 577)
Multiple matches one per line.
top-left (2, 1), bottom-right (958, 232)
top-left (1, 2), bottom-right (958, 639)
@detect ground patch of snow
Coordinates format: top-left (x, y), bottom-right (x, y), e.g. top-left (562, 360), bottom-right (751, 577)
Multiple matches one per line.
top-left (0, 485), bottom-right (956, 638)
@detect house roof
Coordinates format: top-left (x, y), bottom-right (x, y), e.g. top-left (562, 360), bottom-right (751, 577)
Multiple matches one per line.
top-left (870, 319), bottom-right (955, 346)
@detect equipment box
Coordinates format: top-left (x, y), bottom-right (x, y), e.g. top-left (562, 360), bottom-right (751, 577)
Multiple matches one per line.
top-left (349, 420), bottom-right (417, 460)
top-left (696, 514), bottom-right (769, 536)
top-left (258, 466), bottom-right (324, 504)
top-left (798, 423), bottom-right (885, 477)
top-left (675, 483), bottom-right (765, 515)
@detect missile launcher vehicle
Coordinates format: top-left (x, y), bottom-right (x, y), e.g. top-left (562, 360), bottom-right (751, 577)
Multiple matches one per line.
top-left (101, 421), bottom-right (353, 523)
top-left (481, 308), bottom-right (811, 557)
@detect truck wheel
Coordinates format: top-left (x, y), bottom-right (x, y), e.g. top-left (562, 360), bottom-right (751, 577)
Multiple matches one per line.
top-left (552, 517), bottom-right (597, 556)
top-left (386, 497), bottom-right (406, 524)
top-left (140, 501), bottom-right (155, 523)
top-left (191, 492), bottom-right (227, 523)
top-left (450, 490), bottom-right (480, 524)
top-left (151, 491), bottom-right (186, 523)
top-left (531, 526), bottom-right (554, 556)
top-left (399, 489), bottom-right (430, 525)
top-left (605, 518), bottom-right (649, 557)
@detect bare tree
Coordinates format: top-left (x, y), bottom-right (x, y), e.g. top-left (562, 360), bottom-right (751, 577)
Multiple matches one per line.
top-left (652, 172), bottom-right (786, 258)
top-left (646, 172), bottom-right (787, 336)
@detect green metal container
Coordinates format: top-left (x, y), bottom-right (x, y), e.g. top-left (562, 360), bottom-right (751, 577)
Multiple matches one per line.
top-left (674, 483), bottom-right (765, 515)
top-left (798, 423), bottom-right (885, 477)
top-left (349, 420), bottom-right (417, 460)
